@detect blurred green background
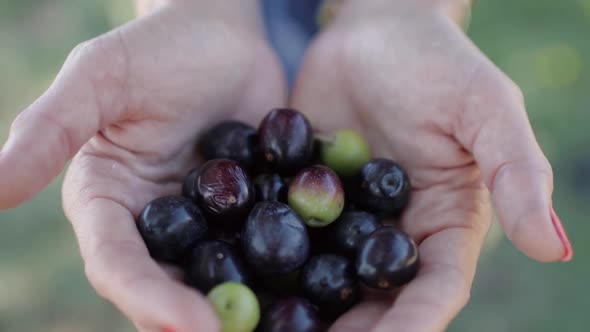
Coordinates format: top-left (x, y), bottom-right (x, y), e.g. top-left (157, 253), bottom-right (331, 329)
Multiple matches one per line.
top-left (0, 1), bottom-right (588, 331)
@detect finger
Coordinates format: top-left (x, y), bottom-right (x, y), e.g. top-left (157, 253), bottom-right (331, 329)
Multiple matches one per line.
top-left (328, 302), bottom-right (390, 332)
top-left (290, 34), bottom-right (359, 131)
top-left (455, 63), bottom-right (572, 262)
top-left (67, 197), bottom-right (219, 332)
top-left (368, 227), bottom-right (482, 332)
top-left (0, 32), bottom-right (128, 209)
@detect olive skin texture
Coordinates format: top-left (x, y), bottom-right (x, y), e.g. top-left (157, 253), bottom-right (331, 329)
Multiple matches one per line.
top-left (329, 211), bottom-right (382, 257)
top-left (354, 158), bottom-right (411, 217)
top-left (288, 165), bottom-right (345, 227)
top-left (242, 201), bottom-right (310, 276)
top-left (356, 226), bottom-right (419, 290)
top-left (259, 297), bottom-right (324, 332)
top-left (185, 240), bottom-right (252, 293)
top-left (300, 254), bottom-right (360, 320)
top-left (258, 108), bottom-right (314, 174)
top-left (194, 159), bottom-right (255, 226)
top-left (199, 120), bottom-right (258, 169)
top-left (253, 173), bottom-right (288, 203)
top-left (136, 196), bottom-right (208, 263)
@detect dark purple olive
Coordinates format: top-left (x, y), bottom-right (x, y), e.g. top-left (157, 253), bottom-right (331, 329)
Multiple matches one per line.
top-left (194, 159), bottom-right (255, 226)
top-left (260, 297), bottom-right (324, 332)
top-left (185, 240), bottom-right (252, 293)
top-left (137, 196), bottom-right (208, 263)
top-left (288, 165), bottom-right (344, 227)
top-left (182, 168), bottom-right (198, 200)
top-left (300, 254), bottom-right (359, 320)
top-left (330, 211), bottom-right (382, 257)
top-left (356, 226), bottom-right (419, 290)
top-left (354, 159), bottom-right (411, 217)
top-left (253, 173), bottom-right (288, 203)
top-left (199, 120), bottom-right (258, 169)
top-left (258, 108), bottom-right (314, 174)
top-left (242, 202), bottom-right (310, 276)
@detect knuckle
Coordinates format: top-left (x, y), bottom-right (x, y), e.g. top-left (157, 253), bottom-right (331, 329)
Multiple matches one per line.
top-left (67, 34), bottom-right (126, 76)
top-left (9, 110), bottom-right (27, 133)
top-left (66, 32), bottom-right (129, 116)
top-left (494, 74), bottom-right (525, 107)
top-left (68, 39), bottom-right (101, 66)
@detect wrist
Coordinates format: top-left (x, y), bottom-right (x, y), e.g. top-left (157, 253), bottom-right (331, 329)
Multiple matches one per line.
top-left (133, 0), bottom-right (265, 36)
top-left (134, 0), bottom-right (261, 22)
top-left (321, 0), bottom-right (472, 31)
top-left (134, 0), bottom-right (168, 16)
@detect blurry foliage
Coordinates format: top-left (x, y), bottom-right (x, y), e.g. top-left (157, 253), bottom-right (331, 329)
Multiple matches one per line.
top-left (0, 0), bottom-right (588, 331)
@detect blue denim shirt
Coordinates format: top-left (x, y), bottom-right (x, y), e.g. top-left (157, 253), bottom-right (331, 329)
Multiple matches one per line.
top-left (261, 0), bottom-right (324, 86)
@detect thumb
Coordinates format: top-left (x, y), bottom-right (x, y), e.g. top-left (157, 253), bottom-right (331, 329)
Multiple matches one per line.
top-left (0, 32), bottom-right (127, 209)
top-left (457, 62), bottom-right (572, 262)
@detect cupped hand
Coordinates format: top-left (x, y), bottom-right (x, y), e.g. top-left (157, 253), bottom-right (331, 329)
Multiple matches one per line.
top-left (0, 1), bottom-right (286, 331)
top-left (291, 1), bottom-right (572, 331)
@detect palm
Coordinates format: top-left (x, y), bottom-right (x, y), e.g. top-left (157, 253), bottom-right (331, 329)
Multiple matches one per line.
top-left (64, 4), bottom-right (285, 218)
top-left (292, 5), bottom-right (565, 331)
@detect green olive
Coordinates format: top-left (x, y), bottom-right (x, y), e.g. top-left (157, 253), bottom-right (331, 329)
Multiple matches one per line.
top-left (321, 130), bottom-right (371, 177)
top-left (207, 282), bottom-right (260, 332)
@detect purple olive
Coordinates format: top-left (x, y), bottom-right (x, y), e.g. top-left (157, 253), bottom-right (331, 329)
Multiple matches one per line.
top-left (354, 159), bottom-right (411, 217)
top-left (258, 108), bottom-right (314, 175)
top-left (242, 201), bottom-right (310, 276)
top-left (356, 226), bottom-right (419, 290)
top-left (260, 297), bottom-right (324, 332)
top-left (194, 159), bottom-right (255, 226)
top-left (199, 120), bottom-right (258, 169)
top-left (137, 196), bottom-right (208, 263)
top-left (185, 240), bottom-right (252, 293)
top-left (300, 254), bottom-right (359, 320)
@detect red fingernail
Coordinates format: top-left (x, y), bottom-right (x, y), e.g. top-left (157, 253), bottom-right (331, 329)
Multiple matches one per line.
top-left (550, 207), bottom-right (573, 262)
top-left (161, 327), bottom-right (178, 332)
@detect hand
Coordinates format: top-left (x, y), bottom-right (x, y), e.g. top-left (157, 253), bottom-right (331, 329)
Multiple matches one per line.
top-left (291, 1), bottom-right (573, 331)
top-left (0, 1), bottom-right (286, 331)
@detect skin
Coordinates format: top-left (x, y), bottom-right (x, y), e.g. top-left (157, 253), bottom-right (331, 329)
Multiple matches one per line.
top-left (0, 0), bottom-right (572, 332)
top-left (292, 0), bottom-right (572, 331)
top-left (0, 1), bottom-right (285, 331)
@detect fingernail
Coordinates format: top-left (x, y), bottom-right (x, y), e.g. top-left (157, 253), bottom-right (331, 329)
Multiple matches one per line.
top-left (550, 207), bottom-right (573, 262)
top-left (161, 327), bottom-right (178, 332)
